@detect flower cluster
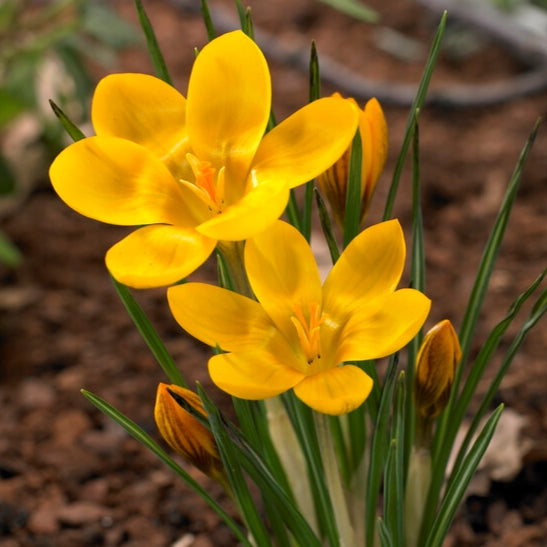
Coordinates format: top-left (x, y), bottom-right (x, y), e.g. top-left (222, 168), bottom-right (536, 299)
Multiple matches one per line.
top-left (48, 14), bottom-right (530, 546)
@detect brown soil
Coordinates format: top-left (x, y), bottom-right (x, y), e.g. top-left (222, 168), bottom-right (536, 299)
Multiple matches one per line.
top-left (1, 1), bottom-right (546, 546)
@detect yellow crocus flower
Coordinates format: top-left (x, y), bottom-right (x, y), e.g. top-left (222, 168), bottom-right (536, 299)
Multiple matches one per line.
top-left (167, 219), bottom-right (430, 416)
top-left (49, 31), bottom-right (358, 288)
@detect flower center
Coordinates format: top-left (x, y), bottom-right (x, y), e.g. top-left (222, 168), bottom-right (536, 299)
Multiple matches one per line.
top-left (291, 303), bottom-right (324, 364)
top-left (186, 153), bottom-right (226, 213)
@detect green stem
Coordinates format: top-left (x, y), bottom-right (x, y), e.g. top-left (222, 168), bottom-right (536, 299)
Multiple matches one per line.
top-left (314, 412), bottom-right (355, 546)
top-left (216, 240), bottom-right (253, 297)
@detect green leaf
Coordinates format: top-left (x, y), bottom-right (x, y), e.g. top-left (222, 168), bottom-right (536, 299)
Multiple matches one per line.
top-left (111, 276), bottom-right (186, 387)
top-left (80, 389), bottom-right (250, 546)
top-left (405, 111), bottom-right (424, 467)
top-left (343, 129), bottom-right (363, 248)
top-left (444, 269), bottom-right (546, 481)
top-left (133, 0), bottom-right (172, 85)
top-left (383, 372), bottom-right (406, 546)
top-left (49, 100), bottom-right (86, 142)
top-left (365, 354), bottom-right (398, 547)
top-left (455, 118), bottom-right (542, 388)
top-left (383, 12), bottom-right (447, 221)
top-left (424, 405), bottom-right (504, 547)
top-left (447, 282), bottom-right (547, 490)
top-left (197, 385), bottom-right (273, 547)
top-left (423, 118), bottom-right (541, 542)
top-left (201, 0), bottom-right (216, 40)
top-left (315, 188), bottom-right (341, 264)
top-left (314, 0), bottom-right (379, 23)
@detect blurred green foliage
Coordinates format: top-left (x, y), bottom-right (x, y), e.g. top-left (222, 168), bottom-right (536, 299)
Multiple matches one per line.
top-left (0, 0), bottom-right (140, 267)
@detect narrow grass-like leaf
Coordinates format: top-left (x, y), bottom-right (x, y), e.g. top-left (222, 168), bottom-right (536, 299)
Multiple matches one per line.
top-left (454, 118), bottom-right (541, 391)
top-left (405, 112), bottom-right (423, 468)
top-left (365, 354), bottom-right (398, 547)
top-left (315, 0), bottom-right (379, 22)
top-left (300, 42), bottom-right (322, 242)
top-left (216, 250), bottom-right (235, 291)
top-left (111, 276), bottom-right (186, 387)
top-left (343, 129), bottom-right (363, 248)
top-left (309, 41), bottom-right (321, 102)
top-left (444, 270), bottom-right (545, 480)
top-left (242, 7), bottom-right (254, 38)
top-left (80, 389), bottom-right (250, 545)
top-left (133, 0), bottom-right (172, 85)
top-left (424, 119), bottom-right (541, 540)
top-left (197, 385), bottom-right (273, 547)
top-left (433, 118), bottom-right (541, 462)
top-left (383, 12), bottom-right (446, 221)
top-left (286, 190), bottom-right (304, 232)
top-left (170, 390), bottom-right (321, 545)
top-left (447, 285), bottom-right (546, 491)
top-left (315, 188), bottom-right (341, 264)
top-left (232, 397), bottom-right (264, 452)
top-left (49, 100), bottom-right (85, 142)
top-left (384, 372), bottom-right (406, 545)
top-left (201, 0), bottom-right (216, 40)
top-left (424, 405), bottom-right (504, 547)
top-left (377, 517), bottom-right (394, 547)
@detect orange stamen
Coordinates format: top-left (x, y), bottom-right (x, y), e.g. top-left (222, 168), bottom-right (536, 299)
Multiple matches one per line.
top-left (291, 303), bottom-right (324, 364)
top-left (186, 153), bottom-right (223, 211)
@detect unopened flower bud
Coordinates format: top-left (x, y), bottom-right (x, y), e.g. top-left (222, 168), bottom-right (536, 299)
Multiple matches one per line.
top-left (318, 93), bottom-right (388, 228)
top-left (414, 319), bottom-right (461, 420)
top-left (154, 383), bottom-right (225, 482)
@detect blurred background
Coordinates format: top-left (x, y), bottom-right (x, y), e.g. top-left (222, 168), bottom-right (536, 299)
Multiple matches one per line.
top-left (0, 1), bottom-right (546, 545)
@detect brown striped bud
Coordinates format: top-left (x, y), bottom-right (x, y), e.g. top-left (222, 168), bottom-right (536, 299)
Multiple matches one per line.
top-left (318, 93), bottom-right (388, 228)
top-left (154, 383), bottom-right (225, 482)
top-left (414, 320), bottom-right (461, 420)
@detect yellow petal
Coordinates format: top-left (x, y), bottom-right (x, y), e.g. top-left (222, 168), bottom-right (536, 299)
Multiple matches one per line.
top-left (92, 73), bottom-right (189, 168)
top-left (106, 225), bottom-right (216, 288)
top-left (293, 365), bottom-right (373, 415)
top-left (251, 96), bottom-right (358, 189)
top-left (49, 136), bottom-right (206, 227)
top-left (335, 289), bottom-right (431, 362)
top-left (245, 221), bottom-right (322, 341)
top-left (186, 31), bottom-right (271, 191)
top-left (323, 219), bottom-right (405, 322)
top-left (208, 350), bottom-right (304, 400)
top-left (196, 178), bottom-right (290, 240)
top-left (167, 283), bottom-right (282, 352)
top-left (360, 98), bottom-right (388, 212)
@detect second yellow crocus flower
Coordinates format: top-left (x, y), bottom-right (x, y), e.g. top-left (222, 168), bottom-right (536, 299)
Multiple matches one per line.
top-left (167, 219), bottom-right (430, 415)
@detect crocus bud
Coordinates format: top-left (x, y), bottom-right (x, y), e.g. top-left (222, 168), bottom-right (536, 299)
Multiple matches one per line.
top-left (154, 383), bottom-right (225, 482)
top-left (414, 320), bottom-right (462, 421)
top-left (318, 93), bottom-right (388, 228)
